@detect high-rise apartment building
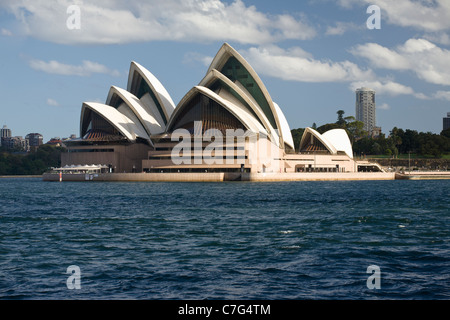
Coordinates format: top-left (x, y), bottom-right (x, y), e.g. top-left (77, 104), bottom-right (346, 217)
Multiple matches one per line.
top-left (355, 87), bottom-right (376, 133)
top-left (443, 112), bottom-right (450, 131)
top-left (1, 125), bottom-right (12, 147)
top-left (1, 125), bottom-right (11, 139)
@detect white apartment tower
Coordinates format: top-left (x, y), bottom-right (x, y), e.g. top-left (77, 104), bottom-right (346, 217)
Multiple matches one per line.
top-left (1, 125), bottom-right (11, 139)
top-left (1, 125), bottom-right (12, 147)
top-left (355, 87), bottom-right (376, 133)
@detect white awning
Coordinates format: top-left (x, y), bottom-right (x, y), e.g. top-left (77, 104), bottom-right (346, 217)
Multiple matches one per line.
top-left (53, 164), bottom-right (109, 171)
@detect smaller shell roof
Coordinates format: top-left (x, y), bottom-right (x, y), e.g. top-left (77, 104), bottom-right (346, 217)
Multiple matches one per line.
top-left (299, 127), bottom-right (353, 158)
top-left (106, 85), bottom-right (165, 136)
top-left (80, 102), bottom-right (150, 142)
top-left (322, 129), bottom-right (353, 159)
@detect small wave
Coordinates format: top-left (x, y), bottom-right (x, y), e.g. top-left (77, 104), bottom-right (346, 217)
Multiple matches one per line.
top-left (279, 230), bottom-right (295, 234)
top-left (281, 245), bottom-right (301, 249)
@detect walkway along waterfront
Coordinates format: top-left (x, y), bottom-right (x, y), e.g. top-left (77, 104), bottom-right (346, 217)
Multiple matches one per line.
top-left (42, 171), bottom-right (397, 182)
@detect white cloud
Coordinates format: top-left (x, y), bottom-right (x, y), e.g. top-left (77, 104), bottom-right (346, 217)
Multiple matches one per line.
top-left (433, 90), bottom-right (450, 101)
top-left (46, 98), bottom-right (59, 107)
top-left (274, 13), bottom-right (316, 40)
top-left (378, 103), bottom-right (390, 110)
top-left (349, 80), bottom-right (428, 99)
top-left (240, 45), bottom-right (431, 100)
top-left (350, 43), bottom-right (409, 70)
top-left (376, 0), bottom-right (450, 32)
top-left (183, 52), bottom-right (213, 67)
top-left (242, 45), bottom-right (374, 83)
top-left (29, 59), bottom-right (120, 77)
top-left (351, 38), bottom-right (450, 86)
top-left (424, 32), bottom-right (450, 46)
top-left (339, 0), bottom-right (450, 32)
top-left (3, 0), bottom-right (316, 45)
top-left (325, 22), bottom-right (358, 36)
top-left (1, 28), bottom-right (13, 36)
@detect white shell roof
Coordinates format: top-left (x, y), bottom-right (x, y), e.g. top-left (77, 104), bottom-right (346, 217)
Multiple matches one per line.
top-left (106, 86), bottom-right (165, 136)
top-left (299, 127), bottom-right (353, 158)
top-left (80, 102), bottom-right (150, 141)
top-left (273, 102), bottom-right (294, 150)
top-left (77, 44), bottom-right (296, 151)
top-left (206, 43), bottom-right (293, 149)
top-left (322, 129), bottom-right (353, 158)
top-left (127, 61), bottom-right (175, 122)
top-left (167, 86), bottom-right (268, 136)
top-left (199, 69), bottom-right (280, 145)
top-left (300, 127), bottom-right (337, 154)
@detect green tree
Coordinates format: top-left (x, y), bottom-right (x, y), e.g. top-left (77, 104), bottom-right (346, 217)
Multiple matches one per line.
top-left (371, 142), bottom-right (382, 155)
top-left (418, 132), bottom-right (446, 157)
top-left (291, 128), bottom-right (305, 152)
top-left (400, 129), bottom-right (419, 154)
top-left (336, 110), bottom-right (346, 126)
top-left (0, 145), bottom-right (65, 175)
top-left (385, 148), bottom-right (392, 157)
top-left (441, 127), bottom-right (450, 139)
top-left (353, 137), bottom-right (372, 155)
top-left (389, 127), bottom-right (403, 157)
top-left (345, 117), bottom-right (367, 145)
top-left (316, 122), bottom-right (341, 134)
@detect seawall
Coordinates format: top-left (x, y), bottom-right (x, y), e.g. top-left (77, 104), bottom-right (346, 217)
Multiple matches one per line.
top-left (42, 172), bottom-right (396, 182)
top-left (0, 175), bottom-right (43, 178)
top-left (395, 171), bottom-right (450, 180)
top-left (241, 172), bottom-right (395, 182)
top-left (42, 172), bottom-right (227, 182)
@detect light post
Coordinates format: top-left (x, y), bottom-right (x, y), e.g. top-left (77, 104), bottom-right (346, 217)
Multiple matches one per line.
top-left (408, 151), bottom-right (411, 174)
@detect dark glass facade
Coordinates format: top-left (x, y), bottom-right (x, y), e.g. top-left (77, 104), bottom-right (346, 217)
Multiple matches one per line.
top-left (81, 109), bottom-right (124, 141)
top-left (220, 57), bottom-right (277, 130)
top-left (129, 71), bottom-right (167, 124)
top-left (170, 94), bottom-right (245, 135)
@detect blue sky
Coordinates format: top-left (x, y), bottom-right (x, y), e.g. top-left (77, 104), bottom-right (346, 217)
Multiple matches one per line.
top-left (1, 0), bottom-right (450, 141)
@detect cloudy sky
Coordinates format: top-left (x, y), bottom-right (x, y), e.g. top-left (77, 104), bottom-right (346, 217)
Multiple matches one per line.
top-left (1, 0), bottom-right (450, 141)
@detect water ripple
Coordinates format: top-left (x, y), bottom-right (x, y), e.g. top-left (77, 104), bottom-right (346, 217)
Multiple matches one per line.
top-left (0, 178), bottom-right (448, 299)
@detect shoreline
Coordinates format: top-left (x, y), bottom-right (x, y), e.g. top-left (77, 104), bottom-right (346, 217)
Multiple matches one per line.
top-left (42, 171), bottom-right (398, 182)
top-left (395, 172), bottom-right (450, 180)
top-left (0, 175), bottom-right (43, 178)
top-left (3, 171), bottom-right (450, 182)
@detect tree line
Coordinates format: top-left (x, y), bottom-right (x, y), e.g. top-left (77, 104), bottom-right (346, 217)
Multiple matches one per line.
top-left (291, 110), bottom-right (450, 158)
top-left (354, 127), bottom-right (450, 158)
top-left (0, 144), bottom-right (65, 175)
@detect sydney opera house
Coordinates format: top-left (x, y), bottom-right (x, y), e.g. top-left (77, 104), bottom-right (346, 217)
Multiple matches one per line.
top-left (59, 43), bottom-right (383, 180)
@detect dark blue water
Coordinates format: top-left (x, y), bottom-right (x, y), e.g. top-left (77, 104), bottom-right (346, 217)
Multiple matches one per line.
top-left (0, 178), bottom-right (448, 299)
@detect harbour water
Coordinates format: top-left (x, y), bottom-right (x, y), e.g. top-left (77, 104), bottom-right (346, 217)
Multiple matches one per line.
top-left (0, 178), bottom-right (448, 299)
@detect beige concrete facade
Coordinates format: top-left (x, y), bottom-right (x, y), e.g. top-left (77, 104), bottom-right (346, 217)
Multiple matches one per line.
top-left (62, 133), bottom-right (383, 176)
top-left (140, 133), bottom-right (380, 174)
top-left (61, 143), bottom-right (152, 173)
top-left (284, 153), bottom-right (356, 173)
